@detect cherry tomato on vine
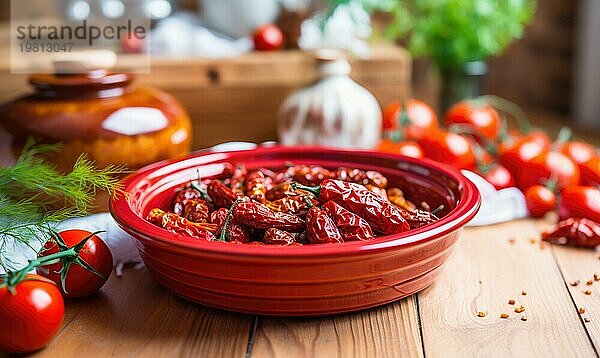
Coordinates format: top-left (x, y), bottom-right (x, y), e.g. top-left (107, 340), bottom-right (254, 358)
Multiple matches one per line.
top-left (499, 136), bottom-right (547, 189)
top-left (382, 99), bottom-right (438, 141)
top-left (529, 131), bottom-right (552, 147)
top-left (498, 130), bottom-right (550, 157)
top-left (525, 185), bottom-right (556, 218)
top-left (519, 151), bottom-right (580, 191)
top-left (558, 186), bottom-right (600, 223)
top-left (253, 24), bottom-right (284, 51)
top-left (559, 141), bottom-right (596, 165)
top-left (482, 164), bottom-right (515, 190)
top-left (37, 230), bottom-right (113, 298)
top-left (0, 274), bottom-right (64, 353)
top-left (419, 131), bottom-right (476, 170)
top-left (581, 157), bottom-right (600, 186)
top-left (376, 139), bottom-right (424, 159)
top-left (443, 100), bottom-right (501, 142)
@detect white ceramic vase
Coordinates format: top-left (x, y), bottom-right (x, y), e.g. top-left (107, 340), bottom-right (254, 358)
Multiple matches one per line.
top-left (277, 51), bottom-right (381, 148)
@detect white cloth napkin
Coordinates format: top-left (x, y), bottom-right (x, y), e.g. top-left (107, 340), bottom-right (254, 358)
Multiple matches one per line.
top-left (461, 170), bottom-right (528, 226)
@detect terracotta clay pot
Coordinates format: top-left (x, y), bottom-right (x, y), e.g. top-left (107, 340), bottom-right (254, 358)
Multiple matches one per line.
top-left (0, 70), bottom-right (192, 171)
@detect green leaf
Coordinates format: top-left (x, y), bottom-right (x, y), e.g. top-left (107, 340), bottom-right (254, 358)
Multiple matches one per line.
top-left (354, 0), bottom-right (536, 71)
top-left (0, 139), bottom-right (128, 271)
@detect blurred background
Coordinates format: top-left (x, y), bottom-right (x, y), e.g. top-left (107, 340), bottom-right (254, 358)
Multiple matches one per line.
top-left (0, 0), bottom-right (598, 154)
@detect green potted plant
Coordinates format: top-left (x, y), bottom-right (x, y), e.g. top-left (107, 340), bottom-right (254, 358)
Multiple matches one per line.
top-left (328, 0), bottom-right (536, 110)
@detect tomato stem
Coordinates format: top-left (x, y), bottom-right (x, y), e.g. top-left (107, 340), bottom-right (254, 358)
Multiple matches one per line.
top-left (448, 123), bottom-right (498, 156)
top-left (190, 179), bottom-right (208, 200)
top-left (5, 249), bottom-right (77, 290)
top-left (431, 205), bottom-right (445, 215)
top-left (303, 196), bottom-right (314, 208)
top-left (291, 182), bottom-right (320, 198)
top-left (478, 95), bottom-right (532, 134)
top-left (1, 230), bottom-right (106, 293)
top-left (554, 127), bottom-right (572, 147)
top-left (218, 198), bottom-right (244, 242)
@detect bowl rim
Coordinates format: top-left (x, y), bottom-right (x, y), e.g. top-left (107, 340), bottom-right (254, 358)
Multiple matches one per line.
top-left (110, 146), bottom-right (481, 258)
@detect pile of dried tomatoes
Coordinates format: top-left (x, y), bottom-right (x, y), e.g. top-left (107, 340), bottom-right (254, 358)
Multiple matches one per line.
top-left (146, 165), bottom-right (441, 245)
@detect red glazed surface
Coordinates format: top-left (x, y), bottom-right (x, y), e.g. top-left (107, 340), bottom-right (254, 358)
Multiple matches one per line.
top-left (110, 146), bottom-right (480, 316)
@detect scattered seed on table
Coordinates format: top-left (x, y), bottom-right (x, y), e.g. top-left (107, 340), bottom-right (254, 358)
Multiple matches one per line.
top-left (529, 239), bottom-right (536, 244)
top-left (579, 307), bottom-right (586, 314)
top-left (521, 291), bottom-right (527, 296)
top-left (515, 306), bottom-right (526, 313)
top-left (585, 318), bottom-right (591, 323)
top-left (500, 313), bottom-right (509, 319)
top-left (508, 299), bottom-right (516, 305)
top-left (584, 290), bottom-right (592, 295)
top-left (508, 238), bottom-right (515, 244)
top-left (571, 280), bottom-right (581, 286)
top-left (521, 316), bottom-right (528, 321)
top-left (477, 311), bottom-right (486, 317)
top-left (594, 274), bottom-right (600, 281)
top-left (586, 280), bottom-right (593, 286)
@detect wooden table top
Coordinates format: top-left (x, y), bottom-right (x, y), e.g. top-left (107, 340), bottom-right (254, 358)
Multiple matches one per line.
top-left (17, 215), bottom-right (598, 357)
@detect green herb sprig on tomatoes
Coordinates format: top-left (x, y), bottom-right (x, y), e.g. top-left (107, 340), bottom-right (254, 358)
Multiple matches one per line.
top-left (0, 139), bottom-right (127, 271)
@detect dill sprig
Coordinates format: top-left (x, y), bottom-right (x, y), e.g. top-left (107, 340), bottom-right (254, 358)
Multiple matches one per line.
top-left (0, 139), bottom-right (128, 271)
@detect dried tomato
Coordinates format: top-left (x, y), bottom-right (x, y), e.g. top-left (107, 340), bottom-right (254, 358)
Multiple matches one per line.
top-left (294, 179), bottom-right (410, 235)
top-left (542, 217), bottom-right (600, 248)
top-left (306, 206), bottom-right (343, 244)
top-left (211, 207), bottom-right (251, 243)
top-left (233, 201), bottom-right (305, 232)
top-left (146, 208), bottom-right (215, 240)
top-left (322, 201), bottom-right (374, 241)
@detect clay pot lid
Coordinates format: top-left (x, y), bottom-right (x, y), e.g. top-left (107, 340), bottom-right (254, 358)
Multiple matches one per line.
top-left (29, 71), bottom-right (133, 91)
top-left (28, 49), bottom-right (133, 91)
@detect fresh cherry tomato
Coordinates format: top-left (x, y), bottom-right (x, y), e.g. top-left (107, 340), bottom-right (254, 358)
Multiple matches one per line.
top-left (518, 151), bottom-right (580, 191)
top-left (525, 185), bottom-right (556, 218)
top-left (498, 130), bottom-right (550, 157)
top-left (382, 99), bottom-right (438, 141)
top-left (529, 131), bottom-right (552, 147)
top-left (499, 136), bottom-right (548, 190)
top-left (253, 24), bottom-right (284, 51)
top-left (558, 186), bottom-right (600, 223)
top-left (376, 139), bottom-right (424, 159)
top-left (37, 230), bottom-right (113, 298)
top-left (482, 164), bottom-right (515, 190)
top-left (559, 141), bottom-right (596, 165)
top-left (0, 275), bottom-right (64, 353)
top-left (581, 157), bottom-right (600, 186)
top-left (419, 131), bottom-right (476, 169)
top-left (444, 100), bottom-right (501, 142)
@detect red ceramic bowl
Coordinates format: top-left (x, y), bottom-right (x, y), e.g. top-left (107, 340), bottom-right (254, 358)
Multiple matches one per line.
top-left (110, 146), bottom-right (480, 316)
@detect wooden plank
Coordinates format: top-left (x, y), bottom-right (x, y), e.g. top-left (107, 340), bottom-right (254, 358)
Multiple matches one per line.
top-left (418, 220), bottom-right (596, 357)
top-left (251, 296), bottom-right (423, 358)
top-left (550, 245), bottom-right (600, 351)
top-left (33, 268), bottom-right (253, 358)
top-left (531, 217), bottom-right (600, 351)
